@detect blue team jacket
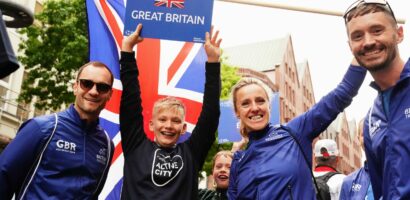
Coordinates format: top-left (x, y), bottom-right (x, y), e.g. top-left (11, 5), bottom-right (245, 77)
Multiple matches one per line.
top-left (228, 65), bottom-right (366, 200)
top-left (364, 58), bottom-right (410, 199)
top-left (340, 163), bottom-right (371, 200)
top-left (0, 105), bottom-right (114, 199)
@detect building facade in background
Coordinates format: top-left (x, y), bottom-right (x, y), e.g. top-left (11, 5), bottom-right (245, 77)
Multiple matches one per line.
top-left (0, 0), bottom-right (44, 147)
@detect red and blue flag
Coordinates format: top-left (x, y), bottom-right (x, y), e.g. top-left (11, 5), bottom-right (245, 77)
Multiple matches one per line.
top-left (154, 0), bottom-right (185, 9)
top-left (86, 0), bottom-right (207, 199)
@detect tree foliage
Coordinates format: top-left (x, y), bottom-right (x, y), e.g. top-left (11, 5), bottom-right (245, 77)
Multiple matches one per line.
top-left (17, 0), bottom-right (88, 110)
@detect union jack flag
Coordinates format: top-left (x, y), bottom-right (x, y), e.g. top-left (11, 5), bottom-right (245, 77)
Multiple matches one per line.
top-left (154, 0), bottom-right (185, 8)
top-left (86, 0), bottom-right (206, 199)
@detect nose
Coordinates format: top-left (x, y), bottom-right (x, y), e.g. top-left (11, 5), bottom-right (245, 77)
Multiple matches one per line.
top-left (363, 33), bottom-right (376, 49)
top-left (250, 101), bottom-right (260, 111)
top-left (164, 120), bottom-right (173, 129)
top-left (88, 84), bottom-right (99, 96)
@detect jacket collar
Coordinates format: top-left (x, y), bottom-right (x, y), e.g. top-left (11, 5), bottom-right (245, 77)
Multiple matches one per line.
top-left (67, 104), bottom-right (99, 132)
top-left (248, 123), bottom-right (272, 141)
top-left (370, 58), bottom-right (410, 92)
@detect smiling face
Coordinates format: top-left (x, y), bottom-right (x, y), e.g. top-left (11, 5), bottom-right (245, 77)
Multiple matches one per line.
top-left (150, 97), bottom-right (187, 148)
top-left (346, 9), bottom-right (403, 72)
top-left (212, 151), bottom-right (233, 190)
top-left (73, 63), bottom-right (113, 122)
top-left (233, 81), bottom-right (270, 134)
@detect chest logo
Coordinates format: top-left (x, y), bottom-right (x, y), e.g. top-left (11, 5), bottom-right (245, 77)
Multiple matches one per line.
top-left (56, 139), bottom-right (76, 154)
top-left (369, 119), bottom-right (381, 138)
top-left (351, 183), bottom-right (362, 192)
top-left (151, 149), bottom-right (184, 187)
top-left (96, 148), bottom-right (108, 165)
top-left (404, 107), bottom-right (410, 119)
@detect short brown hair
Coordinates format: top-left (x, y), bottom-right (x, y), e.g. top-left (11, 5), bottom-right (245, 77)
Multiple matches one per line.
top-left (76, 61), bottom-right (114, 86)
top-left (345, 3), bottom-right (396, 25)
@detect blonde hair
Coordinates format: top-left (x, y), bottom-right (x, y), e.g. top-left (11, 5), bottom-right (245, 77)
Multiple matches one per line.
top-left (230, 77), bottom-right (271, 137)
top-left (212, 150), bottom-right (233, 170)
top-left (152, 96), bottom-right (186, 119)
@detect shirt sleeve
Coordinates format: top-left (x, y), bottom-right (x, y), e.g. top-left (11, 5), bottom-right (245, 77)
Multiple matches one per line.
top-left (287, 65), bottom-right (367, 142)
top-left (0, 119), bottom-right (51, 199)
top-left (227, 153), bottom-right (240, 200)
top-left (187, 62), bottom-right (221, 167)
top-left (119, 51), bottom-right (146, 155)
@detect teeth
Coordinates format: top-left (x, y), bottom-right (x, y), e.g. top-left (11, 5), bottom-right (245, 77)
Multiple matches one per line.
top-left (218, 175), bottom-right (228, 179)
top-left (162, 132), bottom-right (175, 136)
top-left (250, 115), bottom-right (262, 120)
top-left (364, 49), bottom-right (381, 56)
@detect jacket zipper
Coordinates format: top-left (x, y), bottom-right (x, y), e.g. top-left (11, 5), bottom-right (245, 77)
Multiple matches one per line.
top-left (288, 184), bottom-right (294, 200)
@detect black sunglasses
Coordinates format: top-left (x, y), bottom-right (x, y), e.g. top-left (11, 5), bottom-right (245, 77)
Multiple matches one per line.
top-left (78, 79), bottom-right (112, 94)
top-left (343, 0), bottom-right (396, 23)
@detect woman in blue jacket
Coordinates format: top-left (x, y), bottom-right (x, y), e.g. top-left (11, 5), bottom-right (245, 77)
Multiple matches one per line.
top-left (227, 61), bottom-right (366, 199)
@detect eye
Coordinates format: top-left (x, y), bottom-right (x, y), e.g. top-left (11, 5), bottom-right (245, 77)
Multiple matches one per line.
top-left (172, 118), bottom-right (182, 124)
top-left (256, 97), bottom-right (266, 105)
top-left (351, 32), bottom-right (363, 41)
top-left (240, 100), bottom-right (250, 108)
top-left (372, 27), bottom-right (384, 35)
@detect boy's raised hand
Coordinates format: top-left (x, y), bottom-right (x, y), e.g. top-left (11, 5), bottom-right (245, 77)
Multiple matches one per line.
top-left (204, 26), bottom-right (222, 63)
top-left (122, 23), bottom-right (144, 52)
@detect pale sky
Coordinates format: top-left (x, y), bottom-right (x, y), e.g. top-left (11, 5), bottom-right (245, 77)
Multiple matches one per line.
top-left (212, 0), bottom-right (410, 123)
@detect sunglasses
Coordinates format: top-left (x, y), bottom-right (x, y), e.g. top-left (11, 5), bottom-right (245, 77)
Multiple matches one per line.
top-left (343, 0), bottom-right (396, 23)
top-left (78, 79), bottom-right (112, 94)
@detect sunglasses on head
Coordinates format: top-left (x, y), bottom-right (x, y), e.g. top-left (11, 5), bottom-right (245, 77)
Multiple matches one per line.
top-left (343, 0), bottom-right (396, 23)
top-left (78, 79), bottom-right (112, 94)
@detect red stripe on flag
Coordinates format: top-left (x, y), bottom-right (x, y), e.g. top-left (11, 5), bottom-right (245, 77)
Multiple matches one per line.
top-left (111, 142), bottom-right (123, 164)
top-left (167, 42), bottom-right (194, 84)
top-left (180, 98), bottom-right (201, 124)
top-left (105, 88), bottom-right (121, 114)
top-left (99, 0), bottom-right (123, 48)
top-left (138, 39), bottom-right (161, 140)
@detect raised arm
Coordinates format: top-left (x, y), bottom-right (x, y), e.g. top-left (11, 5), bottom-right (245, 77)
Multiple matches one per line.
top-left (119, 24), bottom-right (145, 154)
top-left (287, 58), bottom-right (366, 142)
top-left (188, 26), bottom-right (222, 166)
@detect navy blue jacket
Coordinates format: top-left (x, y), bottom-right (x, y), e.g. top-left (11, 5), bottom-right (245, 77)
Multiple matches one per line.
top-left (364, 58), bottom-right (410, 199)
top-left (228, 65), bottom-right (366, 200)
top-left (340, 163), bottom-right (372, 200)
top-left (0, 105), bottom-right (114, 199)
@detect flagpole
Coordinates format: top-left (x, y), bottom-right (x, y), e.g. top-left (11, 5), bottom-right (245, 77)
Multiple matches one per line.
top-left (216, 0), bottom-right (406, 24)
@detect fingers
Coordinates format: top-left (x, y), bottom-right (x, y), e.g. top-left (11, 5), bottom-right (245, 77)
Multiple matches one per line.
top-left (130, 24), bottom-right (143, 42)
top-left (211, 30), bottom-right (219, 45)
top-left (122, 24), bottom-right (144, 52)
top-left (209, 25), bottom-right (214, 40)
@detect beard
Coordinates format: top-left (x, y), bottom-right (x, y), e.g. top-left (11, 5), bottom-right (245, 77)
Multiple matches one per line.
top-left (355, 39), bottom-right (398, 73)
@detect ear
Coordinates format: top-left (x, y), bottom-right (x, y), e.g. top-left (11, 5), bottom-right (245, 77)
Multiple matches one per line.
top-left (396, 26), bottom-right (404, 44)
top-left (73, 81), bottom-right (79, 95)
top-left (180, 123), bottom-right (187, 135)
top-left (106, 89), bottom-right (113, 101)
top-left (149, 120), bottom-right (154, 132)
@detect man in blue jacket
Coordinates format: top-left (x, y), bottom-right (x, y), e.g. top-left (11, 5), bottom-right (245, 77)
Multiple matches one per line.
top-left (340, 119), bottom-right (374, 200)
top-left (0, 62), bottom-right (115, 199)
top-left (344, 1), bottom-right (410, 199)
